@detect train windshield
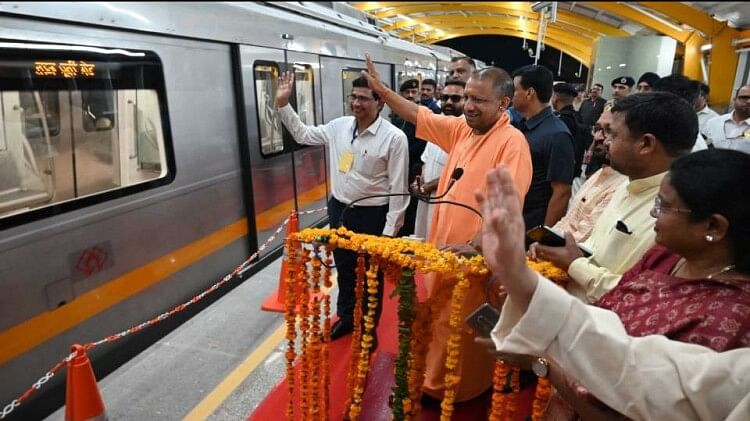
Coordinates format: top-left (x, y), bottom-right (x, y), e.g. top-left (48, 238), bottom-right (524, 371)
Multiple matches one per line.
top-left (0, 43), bottom-right (172, 223)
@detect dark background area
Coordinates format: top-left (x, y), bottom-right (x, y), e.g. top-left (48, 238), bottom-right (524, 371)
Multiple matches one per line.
top-left (438, 35), bottom-right (589, 84)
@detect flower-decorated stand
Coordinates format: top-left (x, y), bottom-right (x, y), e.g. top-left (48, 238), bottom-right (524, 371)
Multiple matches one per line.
top-left (279, 227), bottom-right (567, 420)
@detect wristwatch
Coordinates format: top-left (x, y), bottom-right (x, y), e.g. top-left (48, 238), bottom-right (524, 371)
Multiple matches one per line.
top-left (532, 357), bottom-right (549, 378)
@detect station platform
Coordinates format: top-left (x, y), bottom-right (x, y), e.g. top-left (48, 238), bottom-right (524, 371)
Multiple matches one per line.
top-left (45, 257), bottom-right (290, 420)
top-left (44, 251), bottom-right (502, 420)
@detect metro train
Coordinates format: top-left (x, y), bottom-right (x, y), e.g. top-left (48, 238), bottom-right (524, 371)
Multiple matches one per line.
top-left (0, 2), bottom-right (480, 419)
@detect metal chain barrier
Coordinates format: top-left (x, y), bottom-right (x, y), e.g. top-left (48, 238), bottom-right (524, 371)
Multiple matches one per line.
top-left (0, 207), bottom-right (327, 419)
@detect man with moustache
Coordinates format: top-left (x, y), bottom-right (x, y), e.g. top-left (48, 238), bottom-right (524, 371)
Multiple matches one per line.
top-left (702, 85), bottom-right (750, 154)
top-left (551, 105), bottom-right (627, 243)
top-left (363, 54), bottom-right (533, 405)
top-left (413, 79), bottom-right (465, 239)
top-left (531, 92), bottom-right (698, 303)
top-left (420, 78), bottom-right (441, 113)
top-left (611, 76), bottom-right (635, 102)
top-left (275, 73), bottom-right (409, 346)
top-left (579, 83), bottom-right (606, 129)
top-left (448, 56), bottom-right (476, 82)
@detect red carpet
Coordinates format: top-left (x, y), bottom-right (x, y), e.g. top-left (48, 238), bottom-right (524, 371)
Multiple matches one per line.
top-left (248, 277), bottom-right (533, 420)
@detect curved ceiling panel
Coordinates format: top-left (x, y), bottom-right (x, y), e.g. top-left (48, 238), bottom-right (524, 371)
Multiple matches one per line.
top-left (351, 1), bottom-right (747, 66)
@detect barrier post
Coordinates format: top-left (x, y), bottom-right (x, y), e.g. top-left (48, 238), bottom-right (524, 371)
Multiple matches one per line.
top-left (261, 212), bottom-right (300, 312)
top-left (65, 344), bottom-right (107, 421)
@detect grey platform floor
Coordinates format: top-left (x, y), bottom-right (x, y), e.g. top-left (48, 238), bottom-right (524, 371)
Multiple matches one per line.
top-left (45, 254), bottom-right (333, 420)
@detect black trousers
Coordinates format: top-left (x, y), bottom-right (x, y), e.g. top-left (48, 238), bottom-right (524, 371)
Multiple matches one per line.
top-left (327, 197), bottom-right (387, 328)
top-left (397, 196), bottom-right (418, 237)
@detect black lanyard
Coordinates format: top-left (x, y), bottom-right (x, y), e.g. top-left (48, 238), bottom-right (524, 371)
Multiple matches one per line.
top-left (351, 125), bottom-right (358, 144)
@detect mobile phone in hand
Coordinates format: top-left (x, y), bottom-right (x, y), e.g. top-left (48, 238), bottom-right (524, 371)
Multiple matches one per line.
top-left (465, 303), bottom-right (501, 338)
top-left (526, 225), bottom-right (592, 257)
top-left (526, 225), bottom-right (566, 247)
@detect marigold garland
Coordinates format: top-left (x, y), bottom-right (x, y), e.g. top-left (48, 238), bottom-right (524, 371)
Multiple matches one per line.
top-left (439, 270), bottom-right (471, 421)
top-left (347, 258), bottom-right (381, 420)
top-left (526, 257), bottom-right (570, 287)
top-left (391, 266), bottom-right (416, 420)
top-left (285, 227), bottom-right (489, 421)
top-left (308, 251), bottom-right (322, 419)
top-left (485, 258), bottom-right (565, 421)
top-left (506, 366), bottom-right (521, 420)
top-left (297, 249), bottom-right (311, 418)
top-left (488, 361), bottom-right (510, 421)
top-left (321, 249), bottom-right (333, 421)
top-left (343, 251), bottom-right (367, 418)
top-left (283, 238), bottom-right (299, 421)
top-left (405, 281), bottom-right (453, 418)
top-left (532, 377), bottom-right (552, 421)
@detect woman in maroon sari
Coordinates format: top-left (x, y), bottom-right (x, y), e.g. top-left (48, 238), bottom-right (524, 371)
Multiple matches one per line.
top-left (595, 149), bottom-right (750, 349)
top-left (489, 149), bottom-right (750, 420)
top-left (543, 148), bottom-right (750, 420)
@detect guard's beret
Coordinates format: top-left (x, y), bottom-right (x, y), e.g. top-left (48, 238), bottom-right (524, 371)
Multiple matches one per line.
top-left (637, 72), bottom-right (660, 87)
top-left (399, 79), bottom-right (419, 92)
top-left (611, 76), bottom-right (635, 87)
top-left (553, 82), bottom-right (578, 97)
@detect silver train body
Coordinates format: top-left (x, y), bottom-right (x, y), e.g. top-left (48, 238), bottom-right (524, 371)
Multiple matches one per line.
top-left (0, 2), bottom-right (474, 419)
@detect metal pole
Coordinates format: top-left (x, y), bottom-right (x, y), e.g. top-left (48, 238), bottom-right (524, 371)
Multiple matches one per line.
top-left (558, 49), bottom-right (563, 76)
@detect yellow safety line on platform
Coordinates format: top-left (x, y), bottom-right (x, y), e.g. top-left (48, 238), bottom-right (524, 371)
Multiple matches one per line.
top-left (183, 276), bottom-right (337, 420)
top-left (183, 322), bottom-right (287, 421)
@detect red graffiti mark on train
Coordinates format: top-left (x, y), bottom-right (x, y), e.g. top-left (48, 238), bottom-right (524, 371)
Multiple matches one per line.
top-left (76, 246), bottom-right (108, 277)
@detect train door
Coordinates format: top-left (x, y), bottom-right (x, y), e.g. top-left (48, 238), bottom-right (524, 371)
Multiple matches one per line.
top-left (285, 51), bottom-right (328, 230)
top-left (237, 45), bottom-right (294, 256)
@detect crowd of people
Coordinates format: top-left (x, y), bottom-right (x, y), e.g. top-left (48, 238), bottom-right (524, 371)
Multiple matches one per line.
top-left (274, 54), bottom-right (750, 419)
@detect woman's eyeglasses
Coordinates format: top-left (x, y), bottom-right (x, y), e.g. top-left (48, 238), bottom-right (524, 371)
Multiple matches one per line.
top-left (440, 94), bottom-right (463, 103)
top-left (652, 196), bottom-right (692, 217)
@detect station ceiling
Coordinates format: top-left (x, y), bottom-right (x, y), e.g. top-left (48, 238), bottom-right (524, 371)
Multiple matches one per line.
top-left (349, 2), bottom-right (750, 66)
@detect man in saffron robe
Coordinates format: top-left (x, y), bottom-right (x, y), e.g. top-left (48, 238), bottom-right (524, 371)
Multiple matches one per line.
top-left (363, 55), bottom-right (533, 402)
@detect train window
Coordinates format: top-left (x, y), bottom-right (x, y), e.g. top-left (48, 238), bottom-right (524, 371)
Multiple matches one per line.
top-left (253, 62), bottom-right (284, 156)
top-left (341, 68), bottom-right (366, 116)
top-left (294, 64), bottom-right (315, 126)
top-left (0, 43), bottom-right (173, 227)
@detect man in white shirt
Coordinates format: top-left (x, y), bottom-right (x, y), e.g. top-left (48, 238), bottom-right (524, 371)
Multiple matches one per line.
top-left (413, 79), bottom-right (465, 239)
top-left (693, 81), bottom-right (719, 132)
top-left (276, 73), bottom-right (409, 342)
top-left (703, 85), bottom-right (750, 153)
top-left (653, 74), bottom-right (707, 151)
top-left (475, 165), bottom-right (750, 421)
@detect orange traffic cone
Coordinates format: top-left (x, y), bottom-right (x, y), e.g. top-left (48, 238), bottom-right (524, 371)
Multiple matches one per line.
top-left (65, 344), bottom-right (107, 421)
top-left (261, 211), bottom-right (300, 312)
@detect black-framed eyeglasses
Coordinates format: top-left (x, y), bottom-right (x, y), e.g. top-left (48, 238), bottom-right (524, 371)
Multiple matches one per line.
top-left (440, 94), bottom-right (463, 103)
top-left (652, 196), bottom-right (692, 217)
top-left (349, 94), bottom-right (374, 103)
